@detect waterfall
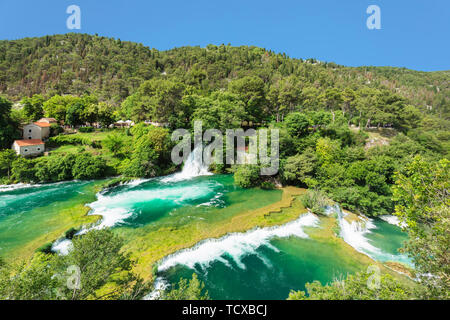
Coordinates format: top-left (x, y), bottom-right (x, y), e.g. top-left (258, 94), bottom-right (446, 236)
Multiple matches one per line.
top-left (161, 145), bottom-right (212, 183)
top-left (379, 215), bottom-right (407, 228)
top-left (329, 205), bottom-right (412, 265)
top-left (333, 206), bottom-right (382, 257)
top-left (156, 212), bottom-right (320, 272)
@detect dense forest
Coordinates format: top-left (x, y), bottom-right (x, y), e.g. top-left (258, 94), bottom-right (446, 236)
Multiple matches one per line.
top-left (0, 33), bottom-right (448, 117)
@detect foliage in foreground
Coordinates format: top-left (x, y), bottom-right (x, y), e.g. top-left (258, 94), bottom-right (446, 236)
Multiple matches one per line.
top-left (393, 156), bottom-right (449, 300)
top-left (160, 274), bottom-right (210, 300)
top-left (0, 229), bottom-right (151, 300)
top-left (287, 271), bottom-right (414, 300)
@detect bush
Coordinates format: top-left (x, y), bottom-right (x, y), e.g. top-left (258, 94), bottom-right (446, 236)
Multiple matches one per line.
top-left (301, 189), bottom-right (332, 215)
top-left (78, 126), bottom-right (94, 133)
top-left (48, 135), bottom-right (92, 147)
top-left (72, 153), bottom-right (107, 180)
top-left (64, 227), bottom-right (79, 239)
top-left (50, 123), bottom-right (64, 136)
top-left (260, 181), bottom-right (275, 190)
top-left (233, 165), bottom-right (260, 188)
top-left (36, 242), bottom-right (53, 254)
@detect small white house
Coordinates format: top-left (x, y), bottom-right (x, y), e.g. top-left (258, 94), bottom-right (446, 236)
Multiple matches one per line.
top-left (23, 122), bottom-right (51, 140)
top-left (12, 139), bottom-right (45, 157)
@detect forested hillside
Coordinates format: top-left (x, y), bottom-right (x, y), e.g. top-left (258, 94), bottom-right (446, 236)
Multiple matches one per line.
top-left (0, 33), bottom-right (448, 121)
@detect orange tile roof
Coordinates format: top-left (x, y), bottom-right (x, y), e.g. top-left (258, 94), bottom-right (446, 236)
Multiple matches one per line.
top-left (38, 118), bottom-right (57, 122)
top-left (14, 139), bottom-right (44, 147)
top-left (34, 121), bottom-right (51, 128)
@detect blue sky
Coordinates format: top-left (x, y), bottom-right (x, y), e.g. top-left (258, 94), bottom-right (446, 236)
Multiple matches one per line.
top-left (0, 0), bottom-right (448, 71)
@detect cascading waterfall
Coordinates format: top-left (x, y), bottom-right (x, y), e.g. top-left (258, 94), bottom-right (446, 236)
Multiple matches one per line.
top-left (161, 145), bottom-right (212, 183)
top-left (327, 205), bottom-right (412, 265)
top-left (379, 215), bottom-right (407, 228)
top-left (157, 213), bottom-right (320, 272)
top-left (52, 146), bottom-right (216, 255)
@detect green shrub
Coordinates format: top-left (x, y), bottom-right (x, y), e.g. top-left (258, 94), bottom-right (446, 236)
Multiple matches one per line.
top-left (48, 135), bottom-right (92, 147)
top-left (36, 242), bottom-right (53, 254)
top-left (50, 123), bottom-right (64, 136)
top-left (78, 126), bottom-right (94, 133)
top-left (301, 189), bottom-right (332, 215)
top-left (64, 227), bottom-right (79, 239)
top-left (233, 165), bottom-right (260, 188)
top-left (260, 181), bottom-right (275, 190)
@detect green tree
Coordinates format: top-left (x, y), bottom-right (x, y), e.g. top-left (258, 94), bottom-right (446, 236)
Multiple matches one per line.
top-left (285, 112), bottom-right (311, 138)
top-left (0, 149), bottom-right (17, 179)
top-left (0, 96), bottom-right (20, 149)
top-left (71, 153), bottom-right (107, 180)
top-left (124, 126), bottom-right (171, 177)
top-left (103, 133), bottom-right (127, 157)
top-left (229, 76), bottom-right (266, 123)
top-left (21, 94), bottom-right (45, 122)
top-left (282, 151), bottom-right (317, 186)
top-left (392, 156), bottom-right (449, 299)
top-left (11, 157), bottom-right (36, 183)
top-left (122, 79), bottom-right (185, 124)
top-left (0, 229), bottom-right (151, 300)
top-left (190, 91), bottom-right (246, 131)
top-left (161, 274), bottom-right (210, 300)
top-left (288, 271), bottom-right (413, 300)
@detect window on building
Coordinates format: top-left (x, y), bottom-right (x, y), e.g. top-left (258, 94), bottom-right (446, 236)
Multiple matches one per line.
top-left (24, 149), bottom-right (28, 152)
top-left (29, 129), bottom-right (32, 133)
top-left (37, 148), bottom-right (41, 151)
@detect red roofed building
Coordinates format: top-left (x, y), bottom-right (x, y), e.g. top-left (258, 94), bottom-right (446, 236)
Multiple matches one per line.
top-left (12, 139), bottom-right (45, 157)
top-left (23, 122), bottom-right (51, 140)
top-left (37, 118), bottom-right (57, 124)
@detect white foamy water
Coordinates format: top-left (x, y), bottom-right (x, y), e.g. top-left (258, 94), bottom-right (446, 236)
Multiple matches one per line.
top-left (84, 181), bottom-right (219, 231)
top-left (332, 206), bottom-right (411, 265)
top-left (143, 277), bottom-right (169, 300)
top-left (162, 146), bottom-right (212, 183)
top-left (157, 212), bottom-right (320, 272)
top-left (51, 238), bottom-right (73, 255)
top-left (0, 183), bottom-right (33, 192)
top-left (380, 215), bottom-right (407, 228)
top-left (338, 211), bottom-right (381, 258)
top-left (79, 147), bottom-right (219, 232)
